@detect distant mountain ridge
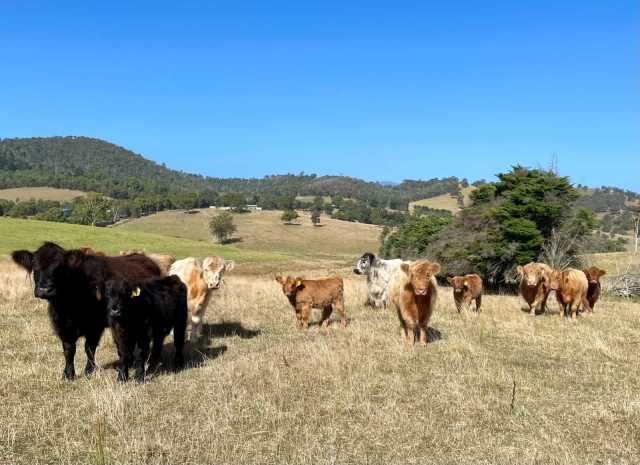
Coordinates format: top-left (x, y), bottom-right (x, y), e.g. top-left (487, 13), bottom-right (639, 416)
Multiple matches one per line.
top-left (0, 136), bottom-right (462, 208)
top-left (0, 136), bottom-right (637, 212)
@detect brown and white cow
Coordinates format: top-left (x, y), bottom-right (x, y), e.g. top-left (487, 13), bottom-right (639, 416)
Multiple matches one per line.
top-left (516, 262), bottom-right (552, 316)
top-left (583, 266), bottom-right (606, 312)
top-left (548, 268), bottom-right (592, 321)
top-left (120, 250), bottom-right (175, 276)
top-left (388, 260), bottom-right (440, 347)
top-left (275, 276), bottom-right (346, 329)
top-left (447, 274), bottom-right (483, 313)
top-left (170, 256), bottom-right (235, 341)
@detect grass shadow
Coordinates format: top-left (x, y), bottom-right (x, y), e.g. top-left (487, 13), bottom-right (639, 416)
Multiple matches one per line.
top-left (221, 237), bottom-right (243, 245)
top-left (201, 321), bottom-right (262, 339)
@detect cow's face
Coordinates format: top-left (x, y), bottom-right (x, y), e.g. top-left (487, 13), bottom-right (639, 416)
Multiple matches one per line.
top-left (105, 279), bottom-right (140, 318)
top-left (447, 276), bottom-right (468, 295)
top-left (402, 261), bottom-right (441, 296)
top-left (353, 253), bottom-right (374, 275)
top-left (517, 264), bottom-right (547, 287)
top-left (12, 242), bottom-right (68, 299)
top-left (275, 276), bottom-right (304, 297)
top-left (202, 257), bottom-right (235, 290)
top-left (583, 267), bottom-right (606, 285)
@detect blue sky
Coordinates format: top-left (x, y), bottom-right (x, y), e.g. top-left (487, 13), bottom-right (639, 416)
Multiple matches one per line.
top-left (1, 1), bottom-right (638, 190)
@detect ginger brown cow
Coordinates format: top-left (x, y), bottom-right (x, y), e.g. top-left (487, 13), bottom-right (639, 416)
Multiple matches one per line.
top-left (583, 266), bottom-right (606, 312)
top-left (120, 250), bottom-right (175, 276)
top-left (549, 268), bottom-right (592, 321)
top-left (79, 246), bottom-right (106, 257)
top-left (447, 274), bottom-right (482, 313)
top-left (275, 276), bottom-right (346, 329)
top-left (517, 262), bottom-right (552, 316)
top-left (388, 260), bottom-right (440, 346)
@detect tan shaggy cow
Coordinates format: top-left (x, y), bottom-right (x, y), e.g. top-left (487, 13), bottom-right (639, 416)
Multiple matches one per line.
top-left (447, 274), bottom-right (483, 313)
top-left (170, 256), bottom-right (235, 340)
top-left (517, 262), bottom-right (552, 316)
top-left (388, 260), bottom-right (440, 347)
top-left (583, 266), bottom-right (606, 312)
top-left (275, 276), bottom-right (346, 329)
top-left (120, 250), bottom-right (176, 276)
top-left (79, 246), bottom-right (106, 256)
top-left (548, 268), bottom-right (592, 321)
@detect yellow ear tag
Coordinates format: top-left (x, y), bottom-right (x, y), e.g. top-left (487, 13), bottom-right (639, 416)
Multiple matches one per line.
top-left (463, 281), bottom-right (468, 287)
top-left (296, 279), bottom-right (302, 287)
top-left (131, 287), bottom-right (141, 298)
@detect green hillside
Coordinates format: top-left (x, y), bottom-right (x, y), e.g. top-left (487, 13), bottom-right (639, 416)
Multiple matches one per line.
top-left (0, 217), bottom-right (285, 266)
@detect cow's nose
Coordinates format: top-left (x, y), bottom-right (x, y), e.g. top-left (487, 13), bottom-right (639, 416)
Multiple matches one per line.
top-left (353, 268), bottom-right (361, 274)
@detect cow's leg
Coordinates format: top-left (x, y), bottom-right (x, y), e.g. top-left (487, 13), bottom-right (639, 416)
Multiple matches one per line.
top-left (334, 299), bottom-right (347, 328)
top-left (61, 338), bottom-right (77, 380)
top-left (558, 303), bottom-right (566, 320)
top-left (147, 332), bottom-right (164, 374)
top-left (134, 334), bottom-right (149, 384)
top-left (581, 296), bottom-right (593, 316)
top-left (300, 305), bottom-right (311, 330)
top-left (541, 290), bottom-right (550, 314)
top-left (117, 338), bottom-right (135, 383)
top-left (570, 302), bottom-right (578, 321)
top-left (417, 321), bottom-right (428, 347)
top-left (475, 295), bottom-right (482, 313)
top-left (320, 305), bottom-right (333, 328)
top-left (83, 328), bottom-right (103, 377)
top-left (173, 314), bottom-right (186, 372)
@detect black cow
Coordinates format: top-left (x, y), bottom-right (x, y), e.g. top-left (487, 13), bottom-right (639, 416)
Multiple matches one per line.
top-left (11, 242), bottom-right (161, 380)
top-left (105, 275), bottom-right (187, 383)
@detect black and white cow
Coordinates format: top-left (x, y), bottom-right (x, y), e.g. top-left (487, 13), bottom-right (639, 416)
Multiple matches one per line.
top-left (353, 252), bottom-right (404, 309)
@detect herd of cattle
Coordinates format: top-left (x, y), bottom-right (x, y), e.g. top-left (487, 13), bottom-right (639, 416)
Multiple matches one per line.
top-left (9, 243), bottom-right (607, 383)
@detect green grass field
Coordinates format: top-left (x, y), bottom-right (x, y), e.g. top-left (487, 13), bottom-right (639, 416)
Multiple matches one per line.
top-left (0, 217), bottom-right (288, 272)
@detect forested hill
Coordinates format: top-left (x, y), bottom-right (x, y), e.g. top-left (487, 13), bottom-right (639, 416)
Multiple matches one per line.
top-left (0, 136), bottom-right (462, 208)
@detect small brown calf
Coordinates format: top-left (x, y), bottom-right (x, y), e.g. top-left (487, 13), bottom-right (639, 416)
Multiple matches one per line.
top-left (549, 268), bottom-right (592, 321)
top-left (447, 274), bottom-right (483, 312)
top-left (275, 276), bottom-right (346, 329)
top-left (583, 266), bottom-right (606, 312)
top-left (388, 260), bottom-right (440, 346)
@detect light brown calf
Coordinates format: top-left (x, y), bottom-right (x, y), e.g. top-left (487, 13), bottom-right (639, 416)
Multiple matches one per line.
top-left (447, 274), bottom-right (483, 312)
top-left (517, 262), bottom-right (552, 316)
top-left (388, 260), bottom-right (440, 346)
top-left (549, 268), bottom-right (592, 321)
top-left (583, 266), bottom-right (606, 312)
top-left (275, 276), bottom-right (346, 329)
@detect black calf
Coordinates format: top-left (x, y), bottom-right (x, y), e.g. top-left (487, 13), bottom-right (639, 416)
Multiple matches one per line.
top-left (11, 242), bottom-right (161, 380)
top-left (105, 275), bottom-right (187, 383)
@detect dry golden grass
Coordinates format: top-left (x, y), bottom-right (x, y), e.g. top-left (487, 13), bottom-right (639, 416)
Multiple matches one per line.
top-left (408, 187), bottom-right (476, 215)
top-left (0, 187), bottom-right (87, 202)
top-left (117, 209), bottom-right (381, 265)
top-left (2, 256), bottom-right (640, 464)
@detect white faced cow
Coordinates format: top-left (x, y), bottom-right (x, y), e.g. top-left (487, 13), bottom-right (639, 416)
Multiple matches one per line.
top-left (170, 256), bottom-right (235, 342)
top-left (353, 252), bottom-right (404, 309)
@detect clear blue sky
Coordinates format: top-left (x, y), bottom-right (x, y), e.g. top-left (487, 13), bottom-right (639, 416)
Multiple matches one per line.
top-left (1, 1), bottom-right (638, 190)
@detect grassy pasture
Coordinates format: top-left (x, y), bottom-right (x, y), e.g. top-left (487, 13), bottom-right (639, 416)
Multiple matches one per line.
top-left (0, 217), bottom-right (287, 272)
top-left (0, 187), bottom-right (87, 202)
top-left (116, 209), bottom-right (380, 265)
top-left (1, 258), bottom-right (640, 464)
top-left (408, 186), bottom-right (476, 215)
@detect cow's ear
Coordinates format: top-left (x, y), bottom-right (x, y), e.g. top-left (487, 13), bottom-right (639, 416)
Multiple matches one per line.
top-left (11, 250), bottom-right (34, 273)
top-left (429, 262), bottom-right (441, 275)
top-left (446, 277), bottom-right (454, 285)
top-left (275, 276), bottom-right (283, 284)
top-left (224, 260), bottom-right (235, 272)
top-left (66, 250), bottom-right (85, 268)
top-left (598, 268), bottom-right (606, 278)
top-left (295, 277), bottom-right (304, 288)
top-left (400, 263), bottom-right (411, 276)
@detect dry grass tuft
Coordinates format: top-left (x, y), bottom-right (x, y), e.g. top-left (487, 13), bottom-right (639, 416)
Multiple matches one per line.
top-left (1, 259), bottom-right (640, 464)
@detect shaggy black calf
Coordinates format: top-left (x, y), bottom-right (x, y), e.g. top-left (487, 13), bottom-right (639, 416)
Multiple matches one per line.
top-left (11, 242), bottom-right (161, 380)
top-left (105, 275), bottom-right (187, 383)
